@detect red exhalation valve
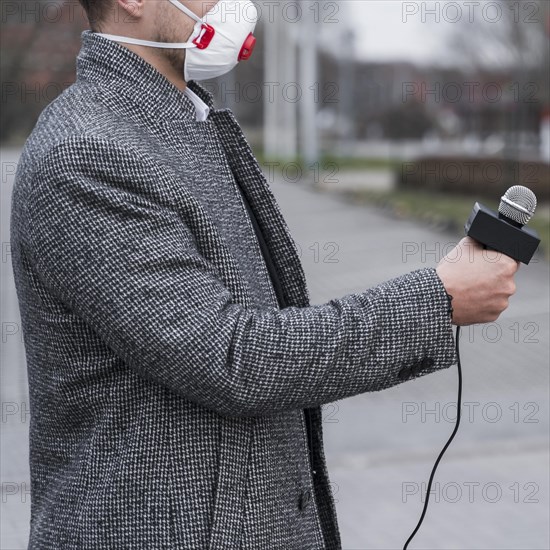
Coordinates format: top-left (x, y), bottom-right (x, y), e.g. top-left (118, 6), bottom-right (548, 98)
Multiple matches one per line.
top-left (238, 33), bottom-right (256, 61)
top-left (193, 23), bottom-right (215, 50)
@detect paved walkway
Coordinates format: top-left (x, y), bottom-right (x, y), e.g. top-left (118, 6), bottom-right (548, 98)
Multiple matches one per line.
top-left (275, 175), bottom-right (549, 550)
top-left (1, 148), bottom-right (549, 549)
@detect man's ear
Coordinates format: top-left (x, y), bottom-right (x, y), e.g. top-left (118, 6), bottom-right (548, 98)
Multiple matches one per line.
top-left (116, 0), bottom-right (145, 20)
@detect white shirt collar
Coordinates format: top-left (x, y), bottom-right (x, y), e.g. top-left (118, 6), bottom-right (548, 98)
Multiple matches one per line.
top-left (184, 86), bottom-right (210, 122)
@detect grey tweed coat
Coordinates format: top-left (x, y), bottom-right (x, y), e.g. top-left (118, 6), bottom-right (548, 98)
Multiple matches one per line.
top-left (10, 30), bottom-right (457, 549)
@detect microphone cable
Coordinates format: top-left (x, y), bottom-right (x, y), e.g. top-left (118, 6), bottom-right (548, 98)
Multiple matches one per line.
top-left (403, 325), bottom-right (462, 550)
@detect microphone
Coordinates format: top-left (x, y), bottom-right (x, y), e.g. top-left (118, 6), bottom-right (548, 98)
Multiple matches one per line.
top-left (464, 185), bottom-right (540, 264)
top-left (405, 186), bottom-right (540, 550)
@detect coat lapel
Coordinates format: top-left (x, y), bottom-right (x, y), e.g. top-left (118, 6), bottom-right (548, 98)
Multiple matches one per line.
top-left (207, 107), bottom-right (311, 310)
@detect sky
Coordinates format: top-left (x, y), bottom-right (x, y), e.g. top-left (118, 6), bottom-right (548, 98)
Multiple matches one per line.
top-left (346, 1), bottom-right (451, 65)
top-left (338, 0), bottom-right (537, 69)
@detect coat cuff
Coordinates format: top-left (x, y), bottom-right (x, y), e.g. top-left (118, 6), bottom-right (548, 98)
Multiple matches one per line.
top-left (397, 267), bottom-right (457, 383)
top-left (354, 267), bottom-right (458, 390)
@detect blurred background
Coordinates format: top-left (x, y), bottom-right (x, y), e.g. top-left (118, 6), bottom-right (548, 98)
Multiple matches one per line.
top-left (1, 1), bottom-right (549, 548)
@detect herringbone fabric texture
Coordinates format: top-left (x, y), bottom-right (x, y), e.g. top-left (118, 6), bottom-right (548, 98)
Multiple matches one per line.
top-left (10, 31), bottom-right (457, 549)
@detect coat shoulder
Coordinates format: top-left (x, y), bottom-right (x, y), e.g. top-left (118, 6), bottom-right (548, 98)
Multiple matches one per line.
top-left (15, 81), bottom-right (130, 192)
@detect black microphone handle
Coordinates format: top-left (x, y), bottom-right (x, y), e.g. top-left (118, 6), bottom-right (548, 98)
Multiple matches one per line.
top-left (465, 202), bottom-right (540, 264)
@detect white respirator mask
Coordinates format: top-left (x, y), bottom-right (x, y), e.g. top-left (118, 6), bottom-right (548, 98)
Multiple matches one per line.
top-left (97, 0), bottom-right (258, 81)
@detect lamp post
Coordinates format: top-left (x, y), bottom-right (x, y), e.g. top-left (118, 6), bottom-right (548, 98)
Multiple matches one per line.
top-left (299, 0), bottom-right (319, 166)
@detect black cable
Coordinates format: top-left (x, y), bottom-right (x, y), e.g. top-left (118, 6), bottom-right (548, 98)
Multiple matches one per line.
top-left (403, 325), bottom-right (462, 550)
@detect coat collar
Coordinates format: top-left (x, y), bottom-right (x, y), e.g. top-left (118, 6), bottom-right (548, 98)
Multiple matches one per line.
top-left (76, 30), bottom-right (214, 122)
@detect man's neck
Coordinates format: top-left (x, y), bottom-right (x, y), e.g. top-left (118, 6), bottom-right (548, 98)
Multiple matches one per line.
top-left (112, 42), bottom-right (188, 93)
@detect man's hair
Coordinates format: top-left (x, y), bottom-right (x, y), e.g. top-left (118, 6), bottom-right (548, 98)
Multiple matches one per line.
top-left (78, 0), bottom-right (111, 29)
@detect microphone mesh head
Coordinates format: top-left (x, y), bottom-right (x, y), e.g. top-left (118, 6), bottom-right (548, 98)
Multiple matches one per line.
top-left (499, 185), bottom-right (537, 225)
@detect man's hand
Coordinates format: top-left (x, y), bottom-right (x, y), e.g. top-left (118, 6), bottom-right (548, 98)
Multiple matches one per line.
top-left (436, 236), bottom-right (520, 326)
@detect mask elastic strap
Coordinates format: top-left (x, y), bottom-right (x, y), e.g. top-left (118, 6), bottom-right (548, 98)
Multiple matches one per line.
top-left (167, 0), bottom-right (204, 23)
top-left (95, 33), bottom-right (197, 49)
top-left (96, 1), bottom-right (212, 50)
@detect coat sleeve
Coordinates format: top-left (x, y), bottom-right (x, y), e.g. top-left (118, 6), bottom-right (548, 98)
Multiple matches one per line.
top-left (25, 136), bottom-right (457, 418)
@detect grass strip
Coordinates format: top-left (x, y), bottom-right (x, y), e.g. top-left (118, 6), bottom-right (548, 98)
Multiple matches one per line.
top-left (343, 188), bottom-right (549, 260)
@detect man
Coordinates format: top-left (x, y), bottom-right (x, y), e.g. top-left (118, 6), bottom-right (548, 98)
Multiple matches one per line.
top-left (10, 0), bottom-right (518, 548)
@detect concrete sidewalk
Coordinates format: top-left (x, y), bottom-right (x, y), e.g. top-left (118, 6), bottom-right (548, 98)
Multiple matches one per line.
top-left (273, 176), bottom-right (549, 549)
top-left (1, 148), bottom-right (549, 549)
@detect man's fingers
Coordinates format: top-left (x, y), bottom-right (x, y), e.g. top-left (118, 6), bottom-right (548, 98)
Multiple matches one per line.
top-left (461, 236), bottom-right (482, 249)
